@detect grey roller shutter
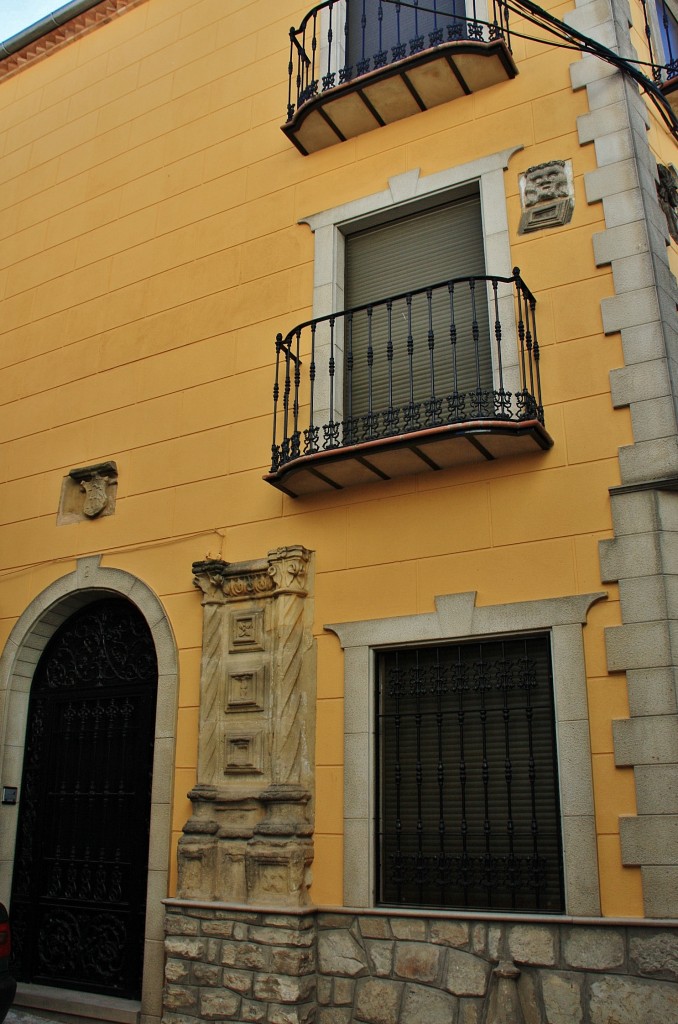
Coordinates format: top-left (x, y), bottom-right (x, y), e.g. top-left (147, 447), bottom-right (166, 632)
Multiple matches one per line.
top-left (345, 194), bottom-right (491, 422)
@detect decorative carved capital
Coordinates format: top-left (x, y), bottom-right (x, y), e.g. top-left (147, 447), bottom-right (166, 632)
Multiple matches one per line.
top-left (267, 546), bottom-right (312, 596)
top-left (193, 548), bottom-right (312, 603)
top-left (192, 558), bottom-right (275, 605)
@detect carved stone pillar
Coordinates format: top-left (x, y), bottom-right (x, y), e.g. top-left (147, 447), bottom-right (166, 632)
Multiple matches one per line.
top-left (178, 547), bottom-right (315, 907)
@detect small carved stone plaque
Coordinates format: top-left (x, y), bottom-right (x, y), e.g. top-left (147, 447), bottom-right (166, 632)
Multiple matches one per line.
top-left (229, 609), bottom-right (264, 652)
top-left (57, 462), bottom-right (118, 525)
top-left (224, 731), bottom-right (263, 774)
top-left (226, 666), bottom-right (265, 712)
top-left (519, 159), bottom-right (574, 233)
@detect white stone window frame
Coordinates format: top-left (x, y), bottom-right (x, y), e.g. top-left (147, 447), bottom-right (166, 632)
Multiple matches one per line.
top-left (326, 590), bottom-right (604, 916)
top-left (300, 146), bottom-right (524, 433)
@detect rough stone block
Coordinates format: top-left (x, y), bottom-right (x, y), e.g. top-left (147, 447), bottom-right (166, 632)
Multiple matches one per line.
top-left (221, 940), bottom-right (268, 970)
top-left (589, 975), bottom-right (678, 1023)
top-left (563, 928), bottom-right (625, 970)
top-left (165, 958), bottom-right (190, 984)
top-left (200, 989), bottom-right (240, 1019)
top-left (365, 939), bottom-right (394, 977)
top-left (201, 919), bottom-right (235, 938)
top-left (165, 915), bottom-right (200, 936)
top-left (270, 947), bottom-right (316, 976)
top-left (508, 926), bottom-right (557, 966)
top-left (458, 999), bottom-right (481, 1024)
top-left (317, 976), bottom-right (332, 1006)
top-left (333, 978), bottom-right (355, 1005)
top-left (518, 970), bottom-right (543, 1024)
top-left (354, 978), bottom-right (403, 1024)
top-left (390, 918), bottom-right (428, 941)
top-left (430, 921), bottom-right (469, 948)
top-left (630, 931), bottom-right (678, 980)
top-left (542, 971), bottom-right (584, 1024)
top-left (241, 998), bottom-right (267, 1022)
top-left (318, 1010), bottom-right (352, 1024)
top-left (444, 949), bottom-right (491, 996)
top-left (394, 941), bottom-right (441, 983)
top-left (164, 936), bottom-right (207, 961)
top-left (319, 914), bottom-right (355, 929)
top-left (401, 983), bottom-right (459, 1024)
top-left (267, 1003), bottom-right (316, 1024)
top-left (488, 926), bottom-right (503, 961)
top-left (249, 925), bottom-right (315, 947)
top-left (223, 968), bottom-right (254, 995)
top-left (471, 925), bottom-right (487, 955)
top-left (164, 986), bottom-right (199, 1012)
top-left (191, 962), bottom-right (222, 986)
top-left (358, 916), bottom-right (392, 939)
top-left (253, 972), bottom-right (315, 1004)
top-left (318, 929), bottom-right (369, 977)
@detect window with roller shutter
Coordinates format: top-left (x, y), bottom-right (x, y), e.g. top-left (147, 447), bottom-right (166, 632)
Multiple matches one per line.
top-left (344, 191), bottom-right (491, 424)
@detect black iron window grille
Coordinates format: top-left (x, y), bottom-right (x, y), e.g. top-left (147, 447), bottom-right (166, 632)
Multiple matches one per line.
top-left (376, 635), bottom-right (564, 912)
top-left (270, 268), bottom-right (544, 474)
top-left (286, 0), bottom-right (513, 121)
top-left (640, 0), bottom-right (678, 80)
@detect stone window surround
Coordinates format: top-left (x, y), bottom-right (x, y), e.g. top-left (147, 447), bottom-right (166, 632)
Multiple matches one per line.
top-left (326, 589), bottom-right (605, 917)
top-left (0, 555), bottom-right (178, 1024)
top-left (300, 146), bottom-right (524, 428)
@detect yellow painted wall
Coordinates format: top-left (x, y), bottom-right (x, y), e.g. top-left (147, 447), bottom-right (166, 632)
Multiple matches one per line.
top-left (1, 0), bottom-right (664, 916)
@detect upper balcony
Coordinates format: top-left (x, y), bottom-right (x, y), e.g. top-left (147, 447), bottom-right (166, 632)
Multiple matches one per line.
top-left (641, 0), bottom-right (678, 113)
top-left (265, 269), bottom-right (552, 497)
top-left (283, 0), bottom-right (518, 155)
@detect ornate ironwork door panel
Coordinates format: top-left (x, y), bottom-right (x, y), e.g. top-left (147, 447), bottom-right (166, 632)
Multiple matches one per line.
top-left (10, 599), bottom-right (158, 999)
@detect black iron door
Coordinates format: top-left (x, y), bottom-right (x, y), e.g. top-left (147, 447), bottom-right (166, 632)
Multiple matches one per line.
top-left (10, 598), bottom-right (158, 999)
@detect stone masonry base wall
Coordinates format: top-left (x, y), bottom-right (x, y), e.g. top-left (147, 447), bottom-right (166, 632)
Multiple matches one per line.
top-left (163, 904), bottom-right (678, 1024)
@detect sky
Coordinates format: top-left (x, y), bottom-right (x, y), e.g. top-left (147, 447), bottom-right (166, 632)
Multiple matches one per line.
top-left (0, 0), bottom-right (66, 43)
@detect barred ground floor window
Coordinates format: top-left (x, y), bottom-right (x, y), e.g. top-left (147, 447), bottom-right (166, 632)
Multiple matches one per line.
top-left (376, 635), bottom-right (564, 913)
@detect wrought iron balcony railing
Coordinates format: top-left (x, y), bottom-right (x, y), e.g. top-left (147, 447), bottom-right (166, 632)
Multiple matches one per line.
top-left (283, 0), bottom-right (517, 154)
top-left (266, 269), bottom-right (551, 496)
top-left (639, 0), bottom-right (678, 115)
top-left (641, 0), bottom-right (678, 81)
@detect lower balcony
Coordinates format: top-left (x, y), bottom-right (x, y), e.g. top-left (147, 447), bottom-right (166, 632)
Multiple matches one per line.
top-left (265, 270), bottom-right (552, 497)
top-left (284, 0), bottom-right (518, 155)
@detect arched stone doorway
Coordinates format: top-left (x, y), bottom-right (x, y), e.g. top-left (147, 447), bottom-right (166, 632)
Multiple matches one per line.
top-left (11, 597), bottom-right (157, 997)
top-left (0, 557), bottom-right (178, 1024)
